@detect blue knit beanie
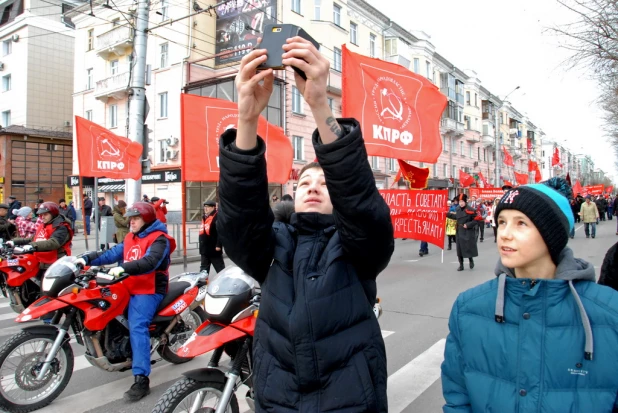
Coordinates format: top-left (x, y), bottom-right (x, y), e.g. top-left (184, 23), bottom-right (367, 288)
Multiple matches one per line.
top-left (494, 177), bottom-right (574, 263)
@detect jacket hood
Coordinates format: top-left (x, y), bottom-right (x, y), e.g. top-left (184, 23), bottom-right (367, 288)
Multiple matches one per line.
top-left (137, 219), bottom-right (168, 238)
top-left (494, 247), bottom-right (596, 361)
top-left (494, 247), bottom-right (596, 282)
top-left (113, 206), bottom-right (124, 215)
top-left (49, 214), bottom-right (72, 228)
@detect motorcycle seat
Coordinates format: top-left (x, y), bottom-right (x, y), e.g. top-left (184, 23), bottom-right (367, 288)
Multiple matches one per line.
top-left (157, 281), bottom-right (191, 312)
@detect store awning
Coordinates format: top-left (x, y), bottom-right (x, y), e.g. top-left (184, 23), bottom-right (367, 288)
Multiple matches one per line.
top-left (98, 184), bottom-right (125, 193)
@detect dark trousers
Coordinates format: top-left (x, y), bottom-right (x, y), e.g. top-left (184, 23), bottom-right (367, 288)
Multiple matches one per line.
top-left (200, 254), bottom-right (225, 274)
top-left (419, 241), bottom-right (428, 254)
top-left (85, 216), bottom-right (91, 235)
top-left (493, 226), bottom-right (498, 241)
top-left (447, 235), bottom-right (456, 248)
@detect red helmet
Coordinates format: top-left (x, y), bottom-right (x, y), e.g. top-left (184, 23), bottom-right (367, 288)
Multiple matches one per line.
top-left (36, 202), bottom-right (60, 218)
top-left (124, 202), bottom-right (156, 224)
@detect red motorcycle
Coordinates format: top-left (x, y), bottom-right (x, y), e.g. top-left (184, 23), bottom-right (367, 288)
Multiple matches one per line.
top-left (0, 256), bottom-right (209, 413)
top-left (151, 267), bottom-right (383, 413)
top-left (0, 243), bottom-right (42, 313)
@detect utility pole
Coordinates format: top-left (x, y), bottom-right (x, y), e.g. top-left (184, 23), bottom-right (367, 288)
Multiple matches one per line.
top-left (126, 0), bottom-right (150, 206)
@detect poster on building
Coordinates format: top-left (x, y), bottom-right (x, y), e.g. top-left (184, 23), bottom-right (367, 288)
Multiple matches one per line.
top-left (379, 189), bottom-right (448, 249)
top-left (64, 185), bottom-right (73, 203)
top-left (215, 0), bottom-right (278, 66)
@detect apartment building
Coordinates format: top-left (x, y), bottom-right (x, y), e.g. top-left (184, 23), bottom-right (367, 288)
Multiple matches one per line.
top-left (0, 0), bottom-right (75, 205)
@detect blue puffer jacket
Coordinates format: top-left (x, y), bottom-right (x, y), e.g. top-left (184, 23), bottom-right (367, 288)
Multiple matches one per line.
top-left (442, 248), bottom-right (618, 412)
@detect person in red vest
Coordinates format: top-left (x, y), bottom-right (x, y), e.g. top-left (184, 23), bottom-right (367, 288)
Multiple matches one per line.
top-left (75, 202), bottom-right (176, 402)
top-left (6, 202), bottom-right (73, 274)
top-left (199, 200), bottom-right (225, 275)
top-left (150, 196), bottom-right (168, 224)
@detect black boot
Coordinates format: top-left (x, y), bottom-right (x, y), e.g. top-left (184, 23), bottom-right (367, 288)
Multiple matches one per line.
top-left (124, 375), bottom-right (150, 402)
top-left (457, 257), bottom-right (464, 271)
top-left (469, 258), bottom-right (475, 269)
top-left (448, 244), bottom-right (452, 250)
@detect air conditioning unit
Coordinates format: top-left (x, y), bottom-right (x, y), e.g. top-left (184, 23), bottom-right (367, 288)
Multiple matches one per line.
top-left (64, 121), bottom-right (71, 127)
top-left (473, 161), bottom-right (479, 167)
top-left (166, 149), bottom-right (179, 161)
top-left (166, 137), bottom-right (179, 146)
top-left (11, 34), bottom-right (19, 42)
top-left (0, 62), bottom-right (4, 71)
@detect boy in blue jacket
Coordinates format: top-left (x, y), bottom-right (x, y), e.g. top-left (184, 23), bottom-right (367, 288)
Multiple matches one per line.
top-left (441, 178), bottom-right (618, 412)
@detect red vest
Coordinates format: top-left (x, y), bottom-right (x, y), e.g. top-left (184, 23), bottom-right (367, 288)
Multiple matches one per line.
top-left (122, 230), bottom-right (177, 295)
top-left (199, 213), bottom-right (216, 236)
top-left (33, 221), bottom-right (73, 264)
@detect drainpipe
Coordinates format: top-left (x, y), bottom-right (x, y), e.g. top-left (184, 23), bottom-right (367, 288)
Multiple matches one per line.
top-left (181, 0), bottom-right (194, 89)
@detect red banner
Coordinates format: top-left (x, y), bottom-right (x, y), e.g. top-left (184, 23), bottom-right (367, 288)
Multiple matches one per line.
top-left (527, 138), bottom-right (532, 154)
top-left (341, 45), bottom-right (447, 162)
top-left (397, 160), bottom-right (429, 189)
top-left (584, 184), bottom-right (604, 195)
top-left (75, 116), bottom-right (143, 179)
top-left (514, 171), bottom-right (529, 186)
top-left (477, 171), bottom-right (489, 188)
top-left (503, 146), bottom-right (514, 167)
top-left (379, 190), bottom-right (448, 248)
top-left (572, 180), bottom-right (583, 196)
top-left (180, 94), bottom-right (292, 184)
top-left (469, 188), bottom-right (505, 200)
top-left (459, 170), bottom-right (475, 187)
top-left (606, 186), bottom-right (614, 194)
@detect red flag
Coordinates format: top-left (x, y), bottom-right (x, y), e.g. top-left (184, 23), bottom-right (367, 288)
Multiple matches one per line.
top-left (503, 146), bottom-right (514, 167)
top-left (75, 116), bottom-right (143, 179)
top-left (527, 139), bottom-right (532, 154)
top-left (572, 180), bottom-right (583, 196)
top-left (504, 179), bottom-right (514, 187)
top-left (551, 147), bottom-right (561, 167)
top-left (534, 163), bottom-right (542, 183)
top-left (180, 94), bottom-right (293, 184)
top-left (565, 172), bottom-right (572, 186)
top-left (341, 45), bottom-right (447, 162)
top-left (606, 186), bottom-right (614, 194)
top-left (477, 171), bottom-right (489, 188)
top-left (390, 168), bottom-right (402, 188)
top-left (459, 170), bottom-right (475, 187)
top-left (528, 160), bottom-right (537, 173)
top-left (397, 160), bottom-right (430, 189)
top-left (514, 171), bottom-right (529, 186)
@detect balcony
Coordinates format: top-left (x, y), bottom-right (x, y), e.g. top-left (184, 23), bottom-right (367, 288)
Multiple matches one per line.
top-left (94, 72), bottom-right (130, 101)
top-left (482, 134), bottom-right (495, 147)
top-left (386, 55), bottom-right (411, 69)
top-left (441, 118), bottom-right (465, 137)
top-left (512, 148), bottom-right (523, 159)
top-left (96, 26), bottom-right (133, 59)
top-left (327, 70), bottom-right (342, 96)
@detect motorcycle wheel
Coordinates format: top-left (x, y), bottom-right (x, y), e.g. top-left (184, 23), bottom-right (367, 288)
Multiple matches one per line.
top-left (158, 306), bottom-right (207, 364)
top-left (0, 330), bottom-right (74, 413)
top-left (152, 376), bottom-right (239, 413)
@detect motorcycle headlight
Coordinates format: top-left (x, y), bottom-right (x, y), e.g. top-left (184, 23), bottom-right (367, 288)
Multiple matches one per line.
top-left (204, 295), bottom-right (229, 315)
top-left (42, 277), bottom-right (55, 292)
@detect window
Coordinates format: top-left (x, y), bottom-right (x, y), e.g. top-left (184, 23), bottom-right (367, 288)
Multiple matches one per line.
top-left (433, 164), bottom-right (437, 178)
top-left (452, 137), bottom-right (456, 154)
top-left (413, 58), bottom-right (419, 74)
top-left (293, 136), bottom-right (304, 160)
top-left (292, 86), bottom-right (303, 114)
top-left (314, 0), bottom-right (320, 19)
top-left (2, 40), bottom-right (11, 56)
top-left (443, 163), bottom-right (447, 177)
top-left (109, 104), bottom-right (118, 128)
top-left (371, 156), bottom-right (379, 170)
top-left (1, 110), bottom-right (10, 127)
top-left (333, 47), bottom-right (342, 71)
top-left (452, 165), bottom-right (457, 178)
top-left (350, 22), bottom-right (357, 44)
top-left (292, 0), bottom-right (301, 14)
top-left (86, 68), bottom-right (93, 90)
top-left (369, 34), bottom-right (376, 57)
top-left (160, 0), bottom-right (168, 21)
top-left (333, 3), bottom-right (341, 26)
top-left (110, 60), bottom-right (119, 75)
top-left (460, 141), bottom-right (464, 156)
top-left (159, 92), bottom-right (168, 118)
top-left (426, 61), bottom-right (430, 78)
top-left (160, 43), bottom-right (168, 68)
top-left (2, 74), bottom-right (10, 92)
top-left (466, 91), bottom-right (470, 105)
top-left (469, 144), bottom-right (473, 158)
top-left (328, 97), bottom-right (333, 110)
top-left (87, 29), bottom-right (94, 51)
top-left (85, 110), bottom-right (93, 121)
top-left (442, 135), bottom-right (447, 152)
top-left (478, 147), bottom-right (481, 161)
top-left (390, 158), bottom-right (397, 171)
top-left (474, 93), bottom-right (478, 107)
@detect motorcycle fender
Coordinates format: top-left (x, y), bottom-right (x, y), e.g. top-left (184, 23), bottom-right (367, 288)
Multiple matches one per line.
top-left (15, 297), bottom-right (68, 323)
top-left (177, 321), bottom-right (246, 358)
top-left (182, 367), bottom-right (227, 384)
top-left (158, 288), bottom-right (198, 317)
top-left (22, 324), bottom-right (59, 337)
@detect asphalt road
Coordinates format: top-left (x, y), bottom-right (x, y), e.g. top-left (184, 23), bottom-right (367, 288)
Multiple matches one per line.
top-left (0, 219), bottom-right (613, 413)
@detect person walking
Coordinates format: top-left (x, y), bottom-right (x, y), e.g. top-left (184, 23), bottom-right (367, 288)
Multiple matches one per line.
top-left (7, 196), bottom-right (21, 220)
top-left (580, 196), bottom-right (600, 239)
top-left (67, 201), bottom-right (77, 233)
top-left (596, 195), bottom-right (607, 222)
top-left (475, 198), bottom-right (487, 242)
top-left (0, 204), bottom-right (15, 241)
top-left (569, 198), bottom-right (579, 239)
top-left (113, 200), bottom-right (129, 244)
top-left (490, 197), bottom-right (500, 243)
top-left (12, 207), bottom-right (36, 238)
top-left (83, 194), bottom-right (93, 235)
top-left (607, 195), bottom-right (613, 221)
top-left (97, 197), bottom-right (113, 250)
top-left (216, 39), bottom-right (394, 412)
top-left (441, 177), bottom-right (618, 412)
top-left (198, 200), bottom-right (225, 275)
top-left (448, 194), bottom-right (478, 271)
top-left (446, 199), bottom-right (457, 250)
top-left (150, 197), bottom-right (168, 225)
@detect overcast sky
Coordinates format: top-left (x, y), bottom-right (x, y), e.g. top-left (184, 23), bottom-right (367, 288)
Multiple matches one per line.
top-left (368, 0), bottom-right (615, 179)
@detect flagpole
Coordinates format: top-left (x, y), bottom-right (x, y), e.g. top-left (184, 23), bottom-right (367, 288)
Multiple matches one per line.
top-left (94, 179), bottom-right (99, 250)
top-left (78, 178), bottom-right (89, 250)
top-left (180, 95), bottom-right (188, 271)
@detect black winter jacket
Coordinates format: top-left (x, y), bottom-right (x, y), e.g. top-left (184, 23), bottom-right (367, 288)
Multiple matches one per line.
top-left (199, 211), bottom-right (222, 257)
top-left (600, 241), bottom-right (618, 291)
top-left (217, 119), bottom-right (394, 412)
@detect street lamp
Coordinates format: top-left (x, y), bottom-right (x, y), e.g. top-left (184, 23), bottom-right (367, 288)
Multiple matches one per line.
top-left (494, 86), bottom-right (520, 186)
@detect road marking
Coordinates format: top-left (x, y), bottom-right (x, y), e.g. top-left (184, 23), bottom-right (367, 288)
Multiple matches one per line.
top-left (0, 302), bottom-right (11, 309)
top-left (0, 312), bottom-right (17, 321)
top-left (387, 338), bottom-right (446, 413)
top-left (404, 260), bottom-right (419, 262)
top-left (381, 330), bottom-right (395, 339)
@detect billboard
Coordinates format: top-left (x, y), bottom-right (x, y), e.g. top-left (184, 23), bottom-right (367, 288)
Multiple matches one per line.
top-left (215, 0), bottom-right (278, 66)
